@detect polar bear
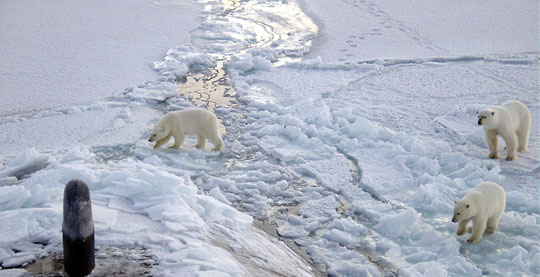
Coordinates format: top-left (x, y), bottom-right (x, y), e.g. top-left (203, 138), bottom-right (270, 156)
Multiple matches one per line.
top-left (477, 100), bottom-right (530, 161)
top-left (148, 109), bottom-right (223, 151)
top-left (451, 181), bottom-right (505, 244)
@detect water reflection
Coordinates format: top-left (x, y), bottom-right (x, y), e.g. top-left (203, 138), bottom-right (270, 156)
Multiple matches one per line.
top-left (177, 0), bottom-right (317, 110)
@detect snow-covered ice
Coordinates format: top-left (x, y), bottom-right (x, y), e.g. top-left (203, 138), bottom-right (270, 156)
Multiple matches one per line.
top-left (0, 0), bottom-right (538, 276)
top-left (0, 0), bottom-right (203, 117)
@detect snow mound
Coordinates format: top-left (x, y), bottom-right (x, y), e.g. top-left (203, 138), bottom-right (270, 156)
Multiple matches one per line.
top-left (153, 46), bottom-right (216, 79)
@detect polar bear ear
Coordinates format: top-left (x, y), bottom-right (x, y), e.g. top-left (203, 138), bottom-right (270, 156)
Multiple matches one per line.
top-left (491, 112), bottom-right (495, 116)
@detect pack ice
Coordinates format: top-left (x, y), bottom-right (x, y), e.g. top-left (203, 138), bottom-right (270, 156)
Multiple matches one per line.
top-left (0, 0), bottom-right (538, 276)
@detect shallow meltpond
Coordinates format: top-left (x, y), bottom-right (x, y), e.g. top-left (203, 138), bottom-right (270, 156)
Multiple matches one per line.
top-left (92, 143), bottom-right (136, 163)
top-left (177, 59), bottom-right (237, 112)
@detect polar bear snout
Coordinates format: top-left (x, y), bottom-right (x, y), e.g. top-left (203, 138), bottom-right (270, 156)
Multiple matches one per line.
top-left (477, 112), bottom-right (491, 126)
top-left (451, 216), bottom-right (456, 223)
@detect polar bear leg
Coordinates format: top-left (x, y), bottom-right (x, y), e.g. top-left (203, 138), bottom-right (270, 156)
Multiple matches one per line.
top-left (486, 215), bottom-right (500, 234)
top-left (486, 203), bottom-right (504, 234)
top-left (484, 129), bottom-right (498, 159)
top-left (468, 217), bottom-right (486, 244)
top-left (193, 135), bottom-right (206, 149)
top-left (457, 219), bottom-right (470, 236)
top-left (501, 134), bottom-right (517, 161)
top-left (169, 133), bottom-right (185, 149)
top-left (517, 115), bottom-right (530, 153)
top-left (207, 133), bottom-right (223, 151)
top-left (154, 134), bottom-right (172, 149)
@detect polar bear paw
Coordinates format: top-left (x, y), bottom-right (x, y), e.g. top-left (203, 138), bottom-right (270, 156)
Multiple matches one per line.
top-left (467, 236), bottom-right (481, 244)
top-left (505, 155), bottom-right (516, 161)
top-left (485, 227), bottom-right (497, 235)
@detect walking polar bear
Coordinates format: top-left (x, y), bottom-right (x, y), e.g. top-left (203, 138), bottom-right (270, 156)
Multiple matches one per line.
top-left (148, 109), bottom-right (223, 151)
top-left (477, 100), bottom-right (530, 161)
top-left (452, 182), bottom-right (506, 244)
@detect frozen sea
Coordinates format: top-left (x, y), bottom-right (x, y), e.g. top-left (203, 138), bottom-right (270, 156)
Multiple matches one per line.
top-left (0, 0), bottom-right (538, 276)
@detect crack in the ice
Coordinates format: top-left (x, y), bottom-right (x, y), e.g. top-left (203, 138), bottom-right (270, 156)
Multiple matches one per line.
top-left (172, 0), bottom-right (405, 275)
top-left (355, 54), bottom-right (538, 67)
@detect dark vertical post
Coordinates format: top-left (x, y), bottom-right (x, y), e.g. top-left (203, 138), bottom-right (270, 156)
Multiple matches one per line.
top-left (62, 179), bottom-right (95, 277)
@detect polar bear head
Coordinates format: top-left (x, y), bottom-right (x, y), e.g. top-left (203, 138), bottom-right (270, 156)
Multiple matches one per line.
top-left (451, 199), bottom-right (476, 222)
top-left (148, 127), bottom-right (168, 142)
top-left (476, 109), bottom-right (499, 129)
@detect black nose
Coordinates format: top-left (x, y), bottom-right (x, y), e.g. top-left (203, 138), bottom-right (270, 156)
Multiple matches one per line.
top-left (148, 139), bottom-right (151, 142)
top-left (451, 217), bottom-right (456, 223)
top-left (477, 121), bottom-right (481, 125)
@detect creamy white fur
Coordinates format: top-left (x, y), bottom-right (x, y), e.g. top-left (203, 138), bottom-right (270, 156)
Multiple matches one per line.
top-left (452, 182), bottom-right (506, 244)
top-left (477, 100), bottom-right (530, 161)
top-left (149, 109), bottom-right (223, 151)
